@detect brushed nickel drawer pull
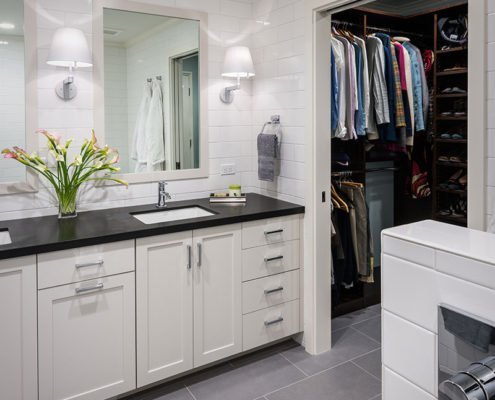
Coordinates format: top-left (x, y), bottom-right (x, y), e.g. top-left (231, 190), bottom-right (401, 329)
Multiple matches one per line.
top-left (75, 283), bottom-right (104, 294)
top-left (75, 259), bottom-right (104, 269)
top-left (264, 316), bottom-right (284, 326)
top-left (187, 245), bottom-right (192, 270)
top-left (264, 229), bottom-right (283, 236)
top-left (264, 255), bottom-right (284, 262)
top-left (264, 286), bottom-right (284, 295)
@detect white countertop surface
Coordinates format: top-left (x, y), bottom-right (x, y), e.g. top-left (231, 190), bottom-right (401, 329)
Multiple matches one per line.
top-left (383, 220), bottom-right (495, 265)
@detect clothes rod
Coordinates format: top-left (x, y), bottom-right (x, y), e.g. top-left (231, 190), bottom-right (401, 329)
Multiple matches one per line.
top-left (331, 19), bottom-right (428, 38)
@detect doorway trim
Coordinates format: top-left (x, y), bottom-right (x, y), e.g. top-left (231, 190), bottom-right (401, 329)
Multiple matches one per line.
top-left (303, 0), bottom-right (486, 355)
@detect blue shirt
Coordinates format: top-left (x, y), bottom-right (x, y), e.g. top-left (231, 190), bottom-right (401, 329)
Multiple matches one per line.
top-left (403, 42), bottom-right (425, 132)
top-left (331, 48), bottom-right (339, 134)
top-left (353, 43), bottom-right (366, 136)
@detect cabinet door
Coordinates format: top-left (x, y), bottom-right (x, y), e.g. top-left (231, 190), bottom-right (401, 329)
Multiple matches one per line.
top-left (136, 232), bottom-right (193, 387)
top-left (0, 256), bottom-right (37, 400)
top-left (193, 224), bottom-right (242, 367)
top-left (38, 273), bottom-right (135, 400)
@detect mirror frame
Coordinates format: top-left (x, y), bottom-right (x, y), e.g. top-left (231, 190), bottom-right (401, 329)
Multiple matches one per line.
top-left (93, 0), bottom-right (209, 184)
top-left (0, 0), bottom-right (38, 195)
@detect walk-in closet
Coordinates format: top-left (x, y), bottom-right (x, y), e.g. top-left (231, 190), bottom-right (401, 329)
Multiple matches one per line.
top-left (329, 0), bottom-right (469, 317)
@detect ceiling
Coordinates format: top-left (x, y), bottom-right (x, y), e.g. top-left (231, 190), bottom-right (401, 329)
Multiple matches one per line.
top-left (0, 0), bottom-right (24, 37)
top-left (103, 9), bottom-right (191, 45)
top-left (358, 0), bottom-right (467, 17)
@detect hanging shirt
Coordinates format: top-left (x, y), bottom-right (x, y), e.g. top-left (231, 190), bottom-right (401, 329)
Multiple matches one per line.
top-left (394, 42), bottom-right (413, 140)
top-left (390, 43), bottom-right (406, 128)
top-left (411, 45), bottom-right (429, 125)
top-left (354, 36), bottom-right (370, 130)
top-left (331, 37), bottom-right (347, 139)
top-left (366, 36), bottom-right (389, 140)
top-left (334, 35), bottom-right (357, 139)
top-left (374, 33), bottom-right (397, 142)
top-left (403, 42), bottom-right (425, 132)
top-left (331, 48), bottom-right (339, 134)
top-left (402, 48), bottom-right (415, 146)
top-left (353, 43), bottom-right (366, 136)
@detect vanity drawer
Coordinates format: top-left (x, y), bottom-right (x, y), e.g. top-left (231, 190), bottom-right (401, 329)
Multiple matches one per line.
top-left (382, 235), bottom-right (434, 269)
top-left (242, 215), bottom-right (300, 249)
top-left (242, 240), bottom-right (300, 281)
top-left (38, 240), bottom-right (135, 289)
top-left (242, 270), bottom-right (299, 314)
top-left (243, 299), bottom-right (300, 351)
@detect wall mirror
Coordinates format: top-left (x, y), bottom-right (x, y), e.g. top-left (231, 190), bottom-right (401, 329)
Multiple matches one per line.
top-left (93, 0), bottom-right (208, 183)
top-left (0, 0), bottom-right (37, 194)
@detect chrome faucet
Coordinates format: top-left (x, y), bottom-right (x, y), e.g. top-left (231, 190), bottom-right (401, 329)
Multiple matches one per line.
top-left (157, 181), bottom-right (171, 208)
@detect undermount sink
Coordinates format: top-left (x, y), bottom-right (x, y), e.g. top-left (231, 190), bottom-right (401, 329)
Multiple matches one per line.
top-left (0, 229), bottom-right (12, 245)
top-left (132, 206), bottom-right (215, 225)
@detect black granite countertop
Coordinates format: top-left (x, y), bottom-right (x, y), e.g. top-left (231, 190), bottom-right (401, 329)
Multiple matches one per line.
top-left (0, 193), bottom-right (304, 260)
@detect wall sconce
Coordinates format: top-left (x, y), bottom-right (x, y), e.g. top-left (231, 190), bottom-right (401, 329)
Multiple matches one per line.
top-left (220, 46), bottom-right (255, 104)
top-left (46, 28), bottom-right (92, 101)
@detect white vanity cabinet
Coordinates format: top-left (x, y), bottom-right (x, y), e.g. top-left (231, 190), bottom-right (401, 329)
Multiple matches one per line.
top-left (37, 244), bottom-right (136, 400)
top-left (193, 224), bottom-right (242, 367)
top-left (136, 224), bottom-right (242, 386)
top-left (136, 231), bottom-right (194, 387)
top-left (0, 256), bottom-right (37, 400)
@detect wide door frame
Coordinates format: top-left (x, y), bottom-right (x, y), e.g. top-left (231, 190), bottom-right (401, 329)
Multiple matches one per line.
top-left (303, 0), bottom-right (486, 355)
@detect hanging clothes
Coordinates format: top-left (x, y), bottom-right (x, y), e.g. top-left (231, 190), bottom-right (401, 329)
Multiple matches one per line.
top-left (331, 37), bottom-right (347, 138)
top-left (403, 42), bottom-right (425, 132)
top-left (131, 81), bottom-right (152, 172)
top-left (145, 79), bottom-right (166, 171)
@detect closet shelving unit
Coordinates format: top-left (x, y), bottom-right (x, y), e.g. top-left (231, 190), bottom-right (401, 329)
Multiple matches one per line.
top-left (431, 4), bottom-right (468, 227)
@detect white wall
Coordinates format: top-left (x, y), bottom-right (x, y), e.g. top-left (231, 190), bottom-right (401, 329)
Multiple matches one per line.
top-left (0, 35), bottom-right (25, 183)
top-left (104, 44), bottom-right (129, 172)
top-left (0, 0), bottom-right (256, 220)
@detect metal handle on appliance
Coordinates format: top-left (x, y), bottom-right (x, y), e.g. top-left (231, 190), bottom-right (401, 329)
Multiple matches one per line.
top-left (75, 259), bottom-right (104, 269)
top-left (264, 255), bottom-right (284, 263)
top-left (187, 245), bottom-right (192, 270)
top-left (264, 316), bottom-right (284, 326)
top-left (197, 243), bottom-right (202, 267)
top-left (264, 229), bottom-right (283, 236)
top-left (264, 286), bottom-right (284, 295)
top-left (75, 283), bottom-right (104, 294)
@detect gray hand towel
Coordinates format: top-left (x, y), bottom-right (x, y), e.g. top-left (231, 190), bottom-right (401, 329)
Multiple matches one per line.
top-left (257, 133), bottom-right (279, 182)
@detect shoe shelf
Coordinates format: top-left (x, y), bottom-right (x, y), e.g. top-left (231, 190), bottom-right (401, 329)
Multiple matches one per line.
top-left (434, 138), bottom-right (467, 144)
top-left (435, 93), bottom-right (467, 99)
top-left (437, 68), bottom-right (468, 76)
top-left (436, 161), bottom-right (468, 168)
top-left (436, 46), bottom-right (468, 54)
top-left (435, 213), bottom-right (467, 225)
top-left (436, 116), bottom-right (467, 121)
top-left (436, 187), bottom-right (467, 195)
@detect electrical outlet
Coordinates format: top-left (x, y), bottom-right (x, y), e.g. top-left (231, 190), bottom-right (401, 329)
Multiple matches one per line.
top-left (221, 163), bottom-right (236, 175)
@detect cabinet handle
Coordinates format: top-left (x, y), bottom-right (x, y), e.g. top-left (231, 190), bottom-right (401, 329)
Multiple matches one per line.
top-left (264, 255), bottom-right (284, 263)
top-left (75, 259), bottom-right (104, 269)
top-left (264, 229), bottom-right (284, 236)
top-left (75, 283), bottom-right (104, 294)
top-left (264, 316), bottom-right (284, 326)
top-left (197, 242), bottom-right (202, 267)
top-left (187, 245), bottom-right (192, 269)
top-left (264, 286), bottom-right (284, 295)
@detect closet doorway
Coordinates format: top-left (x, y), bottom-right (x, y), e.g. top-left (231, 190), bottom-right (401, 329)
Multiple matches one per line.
top-left (303, 0), bottom-right (486, 355)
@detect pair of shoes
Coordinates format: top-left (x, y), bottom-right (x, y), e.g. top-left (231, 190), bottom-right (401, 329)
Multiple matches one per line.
top-left (439, 132), bottom-right (465, 140)
top-left (442, 65), bottom-right (467, 72)
top-left (441, 87), bottom-right (467, 94)
top-left (438, 154), bottom-right (466, 163)
top-left (439, 169), bottom-right (467, 190)
top-left (440, 111), bottom-right (466, 117)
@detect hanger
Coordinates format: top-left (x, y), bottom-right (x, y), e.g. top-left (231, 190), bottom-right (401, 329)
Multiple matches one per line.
top-left (331, 183), bottom-right (349, 213)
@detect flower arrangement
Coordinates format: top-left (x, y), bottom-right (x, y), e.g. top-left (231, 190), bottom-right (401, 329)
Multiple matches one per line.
top-left (2, 130), bottom-right (127, 218)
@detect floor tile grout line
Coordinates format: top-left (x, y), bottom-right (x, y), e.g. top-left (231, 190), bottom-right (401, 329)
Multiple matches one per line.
top-left (278, 352), bottom-right (310, 377)
top-left (350, 360), bottom-right (382, 383)
top-left (347, 346), bottom-right (382, 365)
top-left (185, 385), bottom-right (198, 400)
top-left (349, 325), bottom-right (382, 345)
top-left (332, 313), bottom-right (381, 334)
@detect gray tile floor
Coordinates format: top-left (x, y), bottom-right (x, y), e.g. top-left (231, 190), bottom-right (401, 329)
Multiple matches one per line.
top-left (127, 305), bottom-right (382, 400)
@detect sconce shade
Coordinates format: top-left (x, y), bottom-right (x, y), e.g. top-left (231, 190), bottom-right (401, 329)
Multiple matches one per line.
top-left (221, 46), bottom-right (255, 78)
top-left (47, 28), bottom-right (92, 68)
